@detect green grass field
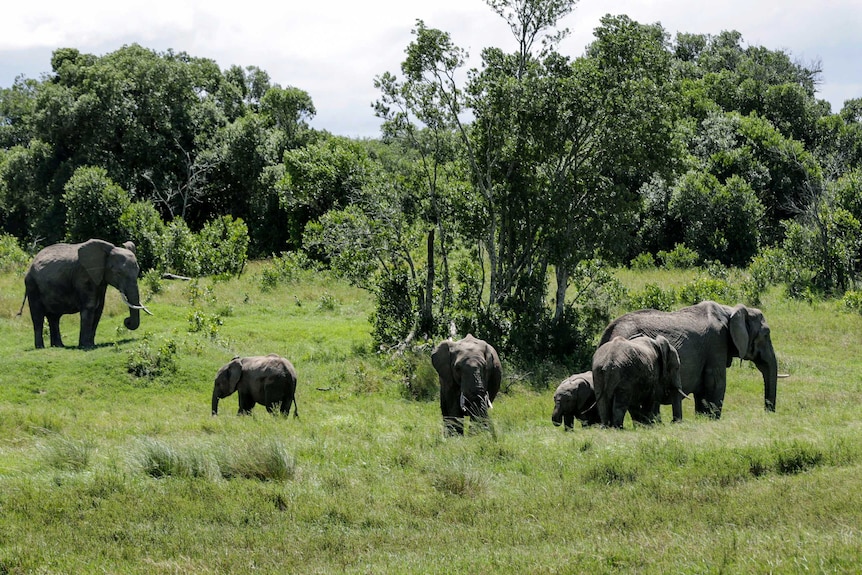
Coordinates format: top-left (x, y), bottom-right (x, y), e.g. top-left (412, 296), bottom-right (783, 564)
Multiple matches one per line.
top-left (1, 263), bottom-right (861, 573)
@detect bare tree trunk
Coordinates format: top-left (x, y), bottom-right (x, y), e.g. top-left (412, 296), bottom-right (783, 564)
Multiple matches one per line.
top-left (420, 228), bottom-right (435, 336)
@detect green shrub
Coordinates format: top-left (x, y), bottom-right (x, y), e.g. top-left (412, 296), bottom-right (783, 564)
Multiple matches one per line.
top-left (258, 251), bottom-right (312, 292)
top-left (842, 290), bottom-right (862, 313)
top-left (159, 218), bottom-right (202, 277)
top-left (677, 275), bottom-right (739, 306)
top-left (63, 166), bottom-right (130, 244)
top-left (126, 335), bottom-right (178, 379)
top-left (119, 201), bottom-right (166, 272)
top-left (0, 233), bottom-right (29, 272)
top-left (657, 243), bottom-right (700, 269)
top-left (197, 215), bottom-right (249, 276)
top-left (629, 283), bottom-right (676, 311)
top-left (630, 252), bottom-right (656, 270)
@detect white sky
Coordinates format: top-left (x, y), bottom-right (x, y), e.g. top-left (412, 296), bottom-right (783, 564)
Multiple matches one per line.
top-left (2, 0), bottom-right (860, 138)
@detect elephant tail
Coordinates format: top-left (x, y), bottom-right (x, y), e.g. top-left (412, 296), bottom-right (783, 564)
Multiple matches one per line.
top-left (16, 292), bottom-right (27, 316)
top-left (291, 396), bottom-right (299, 418)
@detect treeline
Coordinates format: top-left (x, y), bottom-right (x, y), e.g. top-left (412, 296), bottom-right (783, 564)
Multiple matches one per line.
top-left (2, 1), bottom-right (862, 363)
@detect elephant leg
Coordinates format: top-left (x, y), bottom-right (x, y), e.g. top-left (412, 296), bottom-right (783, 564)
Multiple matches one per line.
top-left (237, 391), bottom-right (256, 415)
top-left (441, 391), bottom-right (464, 436)
top-left (279, 395), bottom-right (293, 416)
top-left (30, 308), bottom-right (46, 349)
top-left (564, 414), bottom-right (575, 431)
top-left (47, 314), bottom-right (64, 348)
top-left (78, 307), bottom-right (98, 348)
top-left (611, 388), bottom-right (631, 428)
top-left (695, 367), bottom-right (724, 419)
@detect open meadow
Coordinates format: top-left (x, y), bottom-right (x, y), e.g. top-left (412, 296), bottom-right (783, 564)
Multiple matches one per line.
top-left (1, 262), bottom-right (861, 573)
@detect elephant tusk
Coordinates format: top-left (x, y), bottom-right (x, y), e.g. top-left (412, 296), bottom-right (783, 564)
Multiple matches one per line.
top-left (778, 373), bottom-right (790, 378)
top-left (120, 292), bottom-right (154, 315)
top-left (679, 389), bottom-right (689, 399)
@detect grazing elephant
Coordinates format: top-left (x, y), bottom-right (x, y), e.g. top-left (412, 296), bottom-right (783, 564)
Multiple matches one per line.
top-left (552, 371), bottom-right (600, 430)
top-left (431, 334), bottom-right (502, 435)
top-left (599, 301), bottom-right (778, 418)
top-left (211, 354), bottom-right (299, 416)
top-left (592, 335), bottom-right (684, 429)
top-left (19, 239), bottom-right (151, 349)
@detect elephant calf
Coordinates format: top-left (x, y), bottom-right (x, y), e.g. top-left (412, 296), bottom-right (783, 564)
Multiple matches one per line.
top-left (212, 354), bottom-right (298, 416)
top-left (552, 371), bottom-right (600, 430)
top-left (592, 335), bottom-right (684, 428)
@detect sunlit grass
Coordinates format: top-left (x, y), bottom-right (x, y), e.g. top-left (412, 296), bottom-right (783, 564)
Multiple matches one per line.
top-left (1, 264), bottom-right (862, 572)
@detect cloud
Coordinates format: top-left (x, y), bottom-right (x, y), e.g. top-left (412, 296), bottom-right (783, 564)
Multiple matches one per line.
top-left (1, 0), bottom-right (860, 135)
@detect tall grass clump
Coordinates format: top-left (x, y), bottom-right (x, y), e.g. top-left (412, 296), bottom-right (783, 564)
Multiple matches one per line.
top-left (41, 435), bottom-right (94, 472)
top-left (218, 437), bottom-right (297, 481)
top-left (136, 438), bottom-right (216, 479)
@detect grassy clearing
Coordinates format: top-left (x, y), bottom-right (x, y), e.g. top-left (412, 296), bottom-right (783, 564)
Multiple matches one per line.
top-left (1, 263), bottom-right (862, 573)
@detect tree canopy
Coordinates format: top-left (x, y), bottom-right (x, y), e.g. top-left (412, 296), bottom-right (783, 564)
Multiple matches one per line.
top-left (1, 5), bottom-right (861, 363)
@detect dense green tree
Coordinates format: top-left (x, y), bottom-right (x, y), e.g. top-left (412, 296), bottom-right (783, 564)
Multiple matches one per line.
top-left (62, 165), bottom-right (131, 243)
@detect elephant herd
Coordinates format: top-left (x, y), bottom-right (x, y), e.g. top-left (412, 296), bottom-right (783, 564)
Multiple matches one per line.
top-left (18, 239), bottom-right (778, 432)
top-left (440, 301), bottom-right (779, 433)
top-left (551, 301), bottom-right (778, 430)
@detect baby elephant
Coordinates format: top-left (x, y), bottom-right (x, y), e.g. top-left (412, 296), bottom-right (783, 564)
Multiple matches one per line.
top-left (211, 354), bottom-right (298, 416)
top-left (552, 371), bottom-right (600, 430)
top-left (592, 335), bottom-right (684, 428)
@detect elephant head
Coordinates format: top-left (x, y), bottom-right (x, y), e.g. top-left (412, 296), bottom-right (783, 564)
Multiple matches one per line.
top-left (728, 304), bottom-right (777, 412)
top-left (212, 357), bottom-right (242, 415)
top-left (431, 334), bottom-right (502, 433)
top-left (653, 335), bottom-right (684, 421)
top-left (79, 239), bottom-right (151, 330)
top-left (552, 372), bottom-right (598, 430)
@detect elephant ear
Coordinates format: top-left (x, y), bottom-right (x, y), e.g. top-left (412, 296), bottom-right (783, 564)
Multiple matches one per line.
top-left (78, 239), bottom-right (115, 285)
top-left (225, 357), bottom-right (243, 393)
top-left (656, 335), bottom-right (680, 387)
top-left (484, 342), bottom-right (502, 403)
top-left (729, 304), bottom-right (751, 364)
top-left (431, 340), bottom-right (453, 386)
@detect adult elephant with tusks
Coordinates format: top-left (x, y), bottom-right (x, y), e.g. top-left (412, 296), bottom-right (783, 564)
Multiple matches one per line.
top-left (19, 239), bottom-right (151, 349)
top-left (431, 334), bottom-right (501, 436)
top-left (599, 301), bottom-right (780, 418)
top-left (212, 354), bottom-right (299, 416)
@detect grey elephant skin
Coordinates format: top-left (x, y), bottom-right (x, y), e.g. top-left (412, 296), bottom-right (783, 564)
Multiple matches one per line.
top-left (21, 239), bottom-right (149, 349)
top-left (599, 301), bottom-right (777, 418)
top-left (212, 354), bottom-right (299, 416)
top-left (592, 334), bottom-right (683, 428)
top-left (552, 371), bottom-right (600, 430)
top-left (431, 334), bottom-right (501, 435)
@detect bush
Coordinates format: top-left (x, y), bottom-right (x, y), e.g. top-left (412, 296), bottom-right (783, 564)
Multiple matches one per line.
top-left (198, 215), bottom-right (249, 276)
top-left (119, 201), bottom-right (166, 272)
top-left (629, 283), bottom-right (676, 311)
top-left (63, 166), bottom-right (131, 244)
top-left (630, 252), bottom-right (656, 270)
top-left (126, 335), bottom-right (178, 380)
top-left (677, 275), bottom-right (739, 306)
top-left (159, 218), bottom-right (202, 277)
top-left (0, 233), bottom-right (29, 272)
top-left (258, 251), bottom-right (312, 292)
top-left (657, 243), bottom-right (700, 269)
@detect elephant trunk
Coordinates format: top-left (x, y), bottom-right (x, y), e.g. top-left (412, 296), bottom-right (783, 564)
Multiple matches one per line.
top-left (757, 350), bottom-right (778, 412)
top-left (212, 387), bottom-right (220, 415)
top-left (551, 404), bottom-right (563, 426)
top-left (121, 284), bottom-right (144, 331)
